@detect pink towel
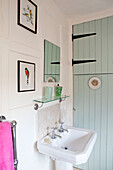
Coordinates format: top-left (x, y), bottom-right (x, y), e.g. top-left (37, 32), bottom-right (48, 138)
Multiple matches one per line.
top-left (0, 122), bottom-right (14, 170)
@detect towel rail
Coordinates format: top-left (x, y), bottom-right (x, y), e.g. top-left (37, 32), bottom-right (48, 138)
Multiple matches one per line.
top-left (0, 116), bottom-right (18, 170)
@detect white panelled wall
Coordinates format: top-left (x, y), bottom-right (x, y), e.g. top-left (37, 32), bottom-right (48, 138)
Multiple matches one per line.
top-left (0, 0), bottom-right (72, 170)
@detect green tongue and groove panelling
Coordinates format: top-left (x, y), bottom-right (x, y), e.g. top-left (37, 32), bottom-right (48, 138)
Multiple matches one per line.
top-left (73, 16), bottom-right (113, 170)
top-left (44, 40), bottom-right (60, 82)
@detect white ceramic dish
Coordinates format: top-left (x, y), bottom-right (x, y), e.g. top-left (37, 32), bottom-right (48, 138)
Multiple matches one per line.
top-left (47, 77), bottom-right (55, 82)
top-left (89, 77), bottom-right (101, 89)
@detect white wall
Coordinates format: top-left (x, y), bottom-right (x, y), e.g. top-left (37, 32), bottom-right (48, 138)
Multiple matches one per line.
top-left (70, 7), bottom-right (113, 25)
top-left (0, 0), bottom-right (73, 170)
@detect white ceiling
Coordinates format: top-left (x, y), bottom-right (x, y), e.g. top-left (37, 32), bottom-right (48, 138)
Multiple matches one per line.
top-left (52, 0), bottom-right (113, 19)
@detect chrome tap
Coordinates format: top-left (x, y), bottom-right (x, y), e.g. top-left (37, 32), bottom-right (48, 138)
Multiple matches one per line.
top-left (54, 134), bottom-right (62, 138)
top-left (51, 127), bottom-right (62, 139)
top-left (59, 122), bottom-right (68, 133)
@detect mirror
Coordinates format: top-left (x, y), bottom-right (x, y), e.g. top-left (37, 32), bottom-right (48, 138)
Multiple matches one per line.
top-left (44, 39), bottom-right (60, 82)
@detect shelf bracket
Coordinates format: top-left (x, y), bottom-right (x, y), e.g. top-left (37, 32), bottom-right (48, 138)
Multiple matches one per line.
top-left (59, 96), bottom-right (66, 102)
top-left (34, 103), bottom-right (43, 110)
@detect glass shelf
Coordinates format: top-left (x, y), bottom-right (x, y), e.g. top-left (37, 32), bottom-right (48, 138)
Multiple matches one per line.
top-left (33, 95), bottom-right (69, 104)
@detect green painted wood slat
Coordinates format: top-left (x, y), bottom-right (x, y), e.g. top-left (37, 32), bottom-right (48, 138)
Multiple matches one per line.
top-left (73, 15), bottom-right (113, 170)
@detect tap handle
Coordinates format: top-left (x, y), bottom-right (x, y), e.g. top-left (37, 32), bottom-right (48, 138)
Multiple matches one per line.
top-left (59, 122), bottom-right (64, 125)
top-left (60, 122), bottom-right (64, 127)
top-left (51, 127), bottom-right (57, 139)
top-left (59, 122), bottom-right (64, 130)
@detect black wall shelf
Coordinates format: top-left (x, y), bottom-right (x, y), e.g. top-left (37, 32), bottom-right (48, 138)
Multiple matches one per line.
top-left (72, 33), bottom-right (96, 41)
top-left (72, 59), bottom-right (96, 66)
top-left (51, 60), bottom-right (96, 66)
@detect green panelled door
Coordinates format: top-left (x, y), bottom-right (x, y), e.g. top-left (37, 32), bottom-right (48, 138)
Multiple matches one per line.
top-left (73, 16), bottom-right (113, 170)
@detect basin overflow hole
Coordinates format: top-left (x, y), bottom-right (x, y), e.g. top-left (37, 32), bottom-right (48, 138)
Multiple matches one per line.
top-left (61, 146), bottom-right (68, 150)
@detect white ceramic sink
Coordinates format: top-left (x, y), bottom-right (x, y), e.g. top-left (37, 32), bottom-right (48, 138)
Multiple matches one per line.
top-left (37, 126), bottom-right (97, 165)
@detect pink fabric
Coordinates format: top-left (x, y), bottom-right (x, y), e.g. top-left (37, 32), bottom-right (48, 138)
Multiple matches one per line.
top-left (0, 122), bottom-right (14, 170)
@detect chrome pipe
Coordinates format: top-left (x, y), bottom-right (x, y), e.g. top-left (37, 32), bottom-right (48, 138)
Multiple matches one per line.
top-left (11, 121), bottom-right (18, 170)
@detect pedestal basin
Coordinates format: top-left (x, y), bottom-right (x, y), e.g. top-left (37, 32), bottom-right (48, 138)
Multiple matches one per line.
top-left (37, 126), bottom-right (97, 165)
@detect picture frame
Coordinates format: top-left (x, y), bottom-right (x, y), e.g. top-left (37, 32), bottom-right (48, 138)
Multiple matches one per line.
top-left (17, 60), bottom-right (35, 92)
top-left (17, 0), bottom-right (37, 34)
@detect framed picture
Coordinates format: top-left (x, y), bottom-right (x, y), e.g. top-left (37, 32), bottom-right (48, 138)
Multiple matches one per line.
top-left (17, 0), bottom-right (37, 34)
top-left (17, 60), bottom-right (35, 92)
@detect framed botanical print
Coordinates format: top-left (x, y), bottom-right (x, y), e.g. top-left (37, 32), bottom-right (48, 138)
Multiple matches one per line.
top-left (17, 60), bottom-right (35, 92)
top-left (17, 0), bottom-right (37, 34)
